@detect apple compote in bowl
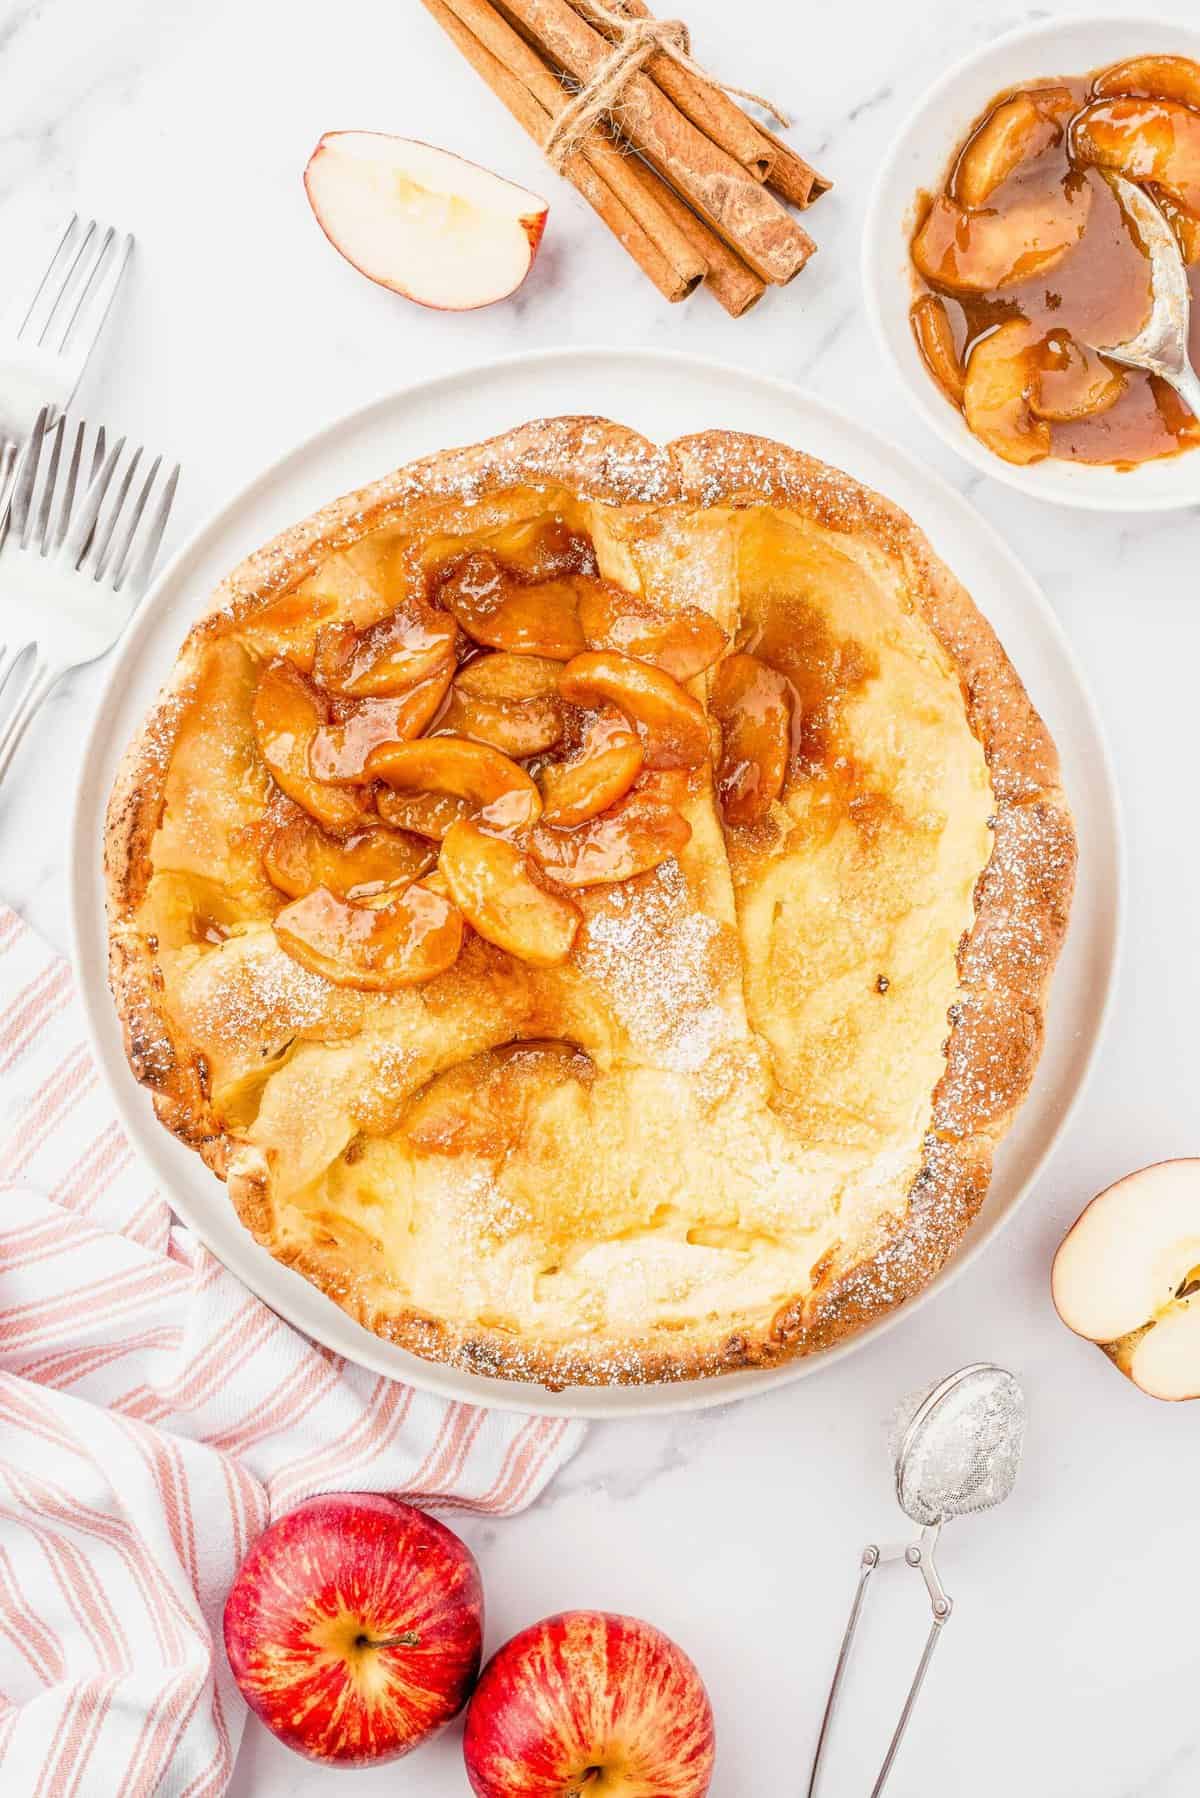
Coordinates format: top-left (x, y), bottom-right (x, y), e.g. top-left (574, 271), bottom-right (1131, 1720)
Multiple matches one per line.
top-left (865, 15), bottom-right (1200, 508)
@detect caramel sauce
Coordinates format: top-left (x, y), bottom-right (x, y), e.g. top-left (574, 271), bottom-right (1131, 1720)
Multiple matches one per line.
top-left (910, 68), bottom-right (1200, 467)
top-left (399, 1040), bottom-right (594, 1159)
top-left (741, 594), bottom-right (877, 779)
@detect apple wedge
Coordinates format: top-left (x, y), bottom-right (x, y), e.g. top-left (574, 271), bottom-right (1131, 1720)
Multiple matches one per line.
top-left (1051, 1160), bottom-right (1200, 1401)
top-left (304, 133), bottom-right (547, 311)
top-left (439, 821), bottom-right (580, 967)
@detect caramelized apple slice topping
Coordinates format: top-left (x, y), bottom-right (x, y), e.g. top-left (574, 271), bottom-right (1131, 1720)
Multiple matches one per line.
top-left (261, 804), bottom-right (435, 899)
top-left (435, 684), bottom-right (562, 759)
top-left (400, 1040), bottom-right (594, 1157)
top-left (484, 518), bottom-right (596, 581)
top-left (1072, 98), bottom-right (1200, 216)
top-left (539, 707), bottom-right (643, 826)
top-left (952, 87), bottom-right (1075, 207)
top-left (710, 653), bottom-right (793, 827)
top-left (455, 652), bottom-right (564, 703)
top-left (1031, 332), bottom-right (1125, 422)
top-left (377, 789), bottom-right (473, 841)
top-left (309, 665), bottom-right (454, 781)
top-left (439, 820), bottom-right (580, 966)
top-left (912, 181), bottom-right (1091, 293)
top-left (963, 322), bottom-right (1051, 466)
top-left (251, 659), bottom-right (372, 832)
top-left (577, 585), bottom-right (726, 680)
top-left (558, 651), bottom-right (709, 770)
top-left (273, 881), bottom-right (463, 990)
top-left (531, 793), bottom-right (691, 889)
top-left (1093, 56), bottom-right (1200, 113)
top-left (436, 552), bottom-right (587, 659)
top-left (312, 598), bottom-right (457, 696)
top-left (910, 293), bottom-right (965, 405)
top-left (365, 736), bottom-right (542, 831)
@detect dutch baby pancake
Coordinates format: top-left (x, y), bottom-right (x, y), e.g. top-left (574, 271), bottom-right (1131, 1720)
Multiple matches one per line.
top-left (105, 419), bottom-right (1075, 1387)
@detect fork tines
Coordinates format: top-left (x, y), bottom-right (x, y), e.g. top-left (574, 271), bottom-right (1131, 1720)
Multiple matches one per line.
top-left (16, 216), bottom-right (133, 362)
top-left (7, 407), bottom-right (179, 596)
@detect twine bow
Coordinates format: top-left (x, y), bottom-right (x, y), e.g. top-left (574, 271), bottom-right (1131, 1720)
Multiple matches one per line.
top-left (542, 0), bottom-right (791, 169)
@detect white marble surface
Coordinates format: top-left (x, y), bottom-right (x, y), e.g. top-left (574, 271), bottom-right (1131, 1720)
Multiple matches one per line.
top-left (1, 0), bottom-right (1198, 1791)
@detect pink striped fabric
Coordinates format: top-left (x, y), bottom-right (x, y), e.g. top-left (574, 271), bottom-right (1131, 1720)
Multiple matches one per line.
top-left (0, 906), bottom-right (584, 1795)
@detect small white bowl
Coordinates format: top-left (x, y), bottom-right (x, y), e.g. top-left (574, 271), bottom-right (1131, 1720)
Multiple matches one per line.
top-left (863, 12), bottom-right (1200, 511)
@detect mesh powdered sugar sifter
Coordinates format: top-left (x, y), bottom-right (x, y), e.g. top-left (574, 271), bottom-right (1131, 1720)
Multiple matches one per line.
top-left (806, 1362), bottom-right (1027, 1796)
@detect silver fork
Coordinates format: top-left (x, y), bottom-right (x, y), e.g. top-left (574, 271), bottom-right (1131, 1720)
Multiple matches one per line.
top-left (0, 408), bottom-right (179, 784)
top-left (0, 216), bottom-right (134, 514)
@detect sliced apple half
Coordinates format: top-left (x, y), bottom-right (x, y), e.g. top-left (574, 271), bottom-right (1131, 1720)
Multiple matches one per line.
top-left (1051, 1160), bottom-right (1200, 1401)
top-left (304, 133), bottom-right (548, 311)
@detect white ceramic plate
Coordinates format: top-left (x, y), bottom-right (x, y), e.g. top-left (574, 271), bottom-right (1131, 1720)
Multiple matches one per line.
top-left (863, 13), bottom-right (1200, 511)
top-left (69, 347), bottom-right (1122, 1419)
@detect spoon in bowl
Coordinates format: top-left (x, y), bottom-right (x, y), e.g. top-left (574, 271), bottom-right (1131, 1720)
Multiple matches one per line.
top-left (1095, 173), bottom-right (1200, 422)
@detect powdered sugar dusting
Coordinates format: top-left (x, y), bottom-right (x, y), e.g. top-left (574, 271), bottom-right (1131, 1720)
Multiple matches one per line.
top-left (576, 859), bottom-right (735, 1075)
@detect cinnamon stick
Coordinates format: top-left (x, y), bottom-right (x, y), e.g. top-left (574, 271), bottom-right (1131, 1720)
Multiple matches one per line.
top-left (575, 0), bottom-right (830, 207)
top-left (634, 173), bottom-right (765, 315)
top-left (423, 0), bottom-right (702, 300)
top-left (761, 130), bottom-right (832, 209)
top-left (573, 0), bottom-right (771, 178)
top-left (494, 0), bottom-right (815, 283)
top-left (427, 0), bottom-right (766, 315)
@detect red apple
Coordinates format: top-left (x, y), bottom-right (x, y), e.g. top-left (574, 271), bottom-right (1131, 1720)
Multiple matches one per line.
top-left (1052, 1158), bottom-right (1200, 1400)
top-left (223, 1492), bottom-right (482, 1764)
top-left (463, 1610), bottom-right (715, 1797)
top-left (305, 132), bottom-right (548, 310)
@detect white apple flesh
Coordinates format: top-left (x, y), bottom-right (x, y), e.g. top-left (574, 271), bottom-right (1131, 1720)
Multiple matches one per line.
top-left (1051, 1159), bottom-right (1200, 1400)
top-left (305, 133), bottom-right (547, 311)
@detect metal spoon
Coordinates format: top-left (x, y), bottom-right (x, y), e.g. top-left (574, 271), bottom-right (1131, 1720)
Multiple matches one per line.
top-left (1095, 173), bottom-right (1200, 421)
top-left (806, 1363), bottom-right (1027, 1798)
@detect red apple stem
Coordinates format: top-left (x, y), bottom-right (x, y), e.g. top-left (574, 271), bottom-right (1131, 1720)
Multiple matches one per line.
top-left (358, 1630), bottom-right (420, 1649)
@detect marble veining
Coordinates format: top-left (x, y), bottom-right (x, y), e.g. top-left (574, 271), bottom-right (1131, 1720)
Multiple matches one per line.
top-left (0, 0), bottom-right (1197, 1792)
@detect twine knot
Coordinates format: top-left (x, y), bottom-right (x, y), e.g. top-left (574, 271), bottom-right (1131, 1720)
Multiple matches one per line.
top-left (541, 0), bottom-right (789, 169)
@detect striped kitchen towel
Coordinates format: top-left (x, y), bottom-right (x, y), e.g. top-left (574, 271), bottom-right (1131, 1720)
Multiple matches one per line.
top-left (0, 904), bottom-right (584, 1796)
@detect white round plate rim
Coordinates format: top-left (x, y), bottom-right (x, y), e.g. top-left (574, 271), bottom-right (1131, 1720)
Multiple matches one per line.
top-left (862, 10), bottom-right (1200, 513)
top-left (69, 345), bottom-right (1123, 1420)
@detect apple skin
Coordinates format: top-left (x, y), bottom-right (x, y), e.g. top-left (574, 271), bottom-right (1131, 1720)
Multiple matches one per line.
top-left (223, 1492), bottom-right (483, 1765)
top-left (1051, 1158), bottom-right (1200, 1401)
top-left (304, 132), bottom-right (548, 312)
top-left (463, 1610), bottom-right (716, 1797)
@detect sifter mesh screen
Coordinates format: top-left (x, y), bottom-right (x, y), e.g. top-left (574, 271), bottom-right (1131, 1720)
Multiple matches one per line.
top-left (889, 1363), bottom-right (1026, 1528)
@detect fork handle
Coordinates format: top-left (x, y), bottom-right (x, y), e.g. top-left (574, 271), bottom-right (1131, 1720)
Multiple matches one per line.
top-left (0, 659), bottom-right (60, 785)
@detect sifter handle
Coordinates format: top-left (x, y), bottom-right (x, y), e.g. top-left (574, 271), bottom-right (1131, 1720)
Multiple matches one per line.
top-left (806, 1526), bottom-right (952, 1798)
top-left (806, 1545), bottom-right (881, 1798)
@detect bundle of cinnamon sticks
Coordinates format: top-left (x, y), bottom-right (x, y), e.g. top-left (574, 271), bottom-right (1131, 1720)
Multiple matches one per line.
top-left (421, 0), bottom-right (830, 316)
